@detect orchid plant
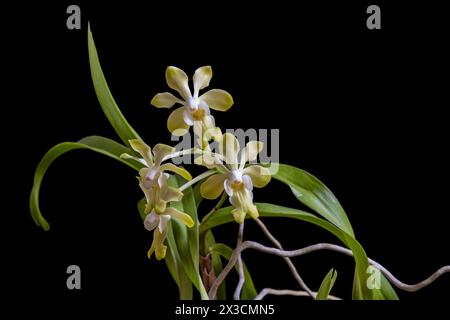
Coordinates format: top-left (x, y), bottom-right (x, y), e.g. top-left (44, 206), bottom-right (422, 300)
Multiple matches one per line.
top-left (29, 25), bottom-right (449, 300)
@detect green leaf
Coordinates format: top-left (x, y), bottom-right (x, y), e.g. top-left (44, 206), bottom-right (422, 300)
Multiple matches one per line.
top-left (352, 271), bottom-right (365, 300)
top-left (363, 267), bottom-right (399, 300)
top-left (30, 135), bottom-right (142, 231)
top-left (88, 23), bottom-right (141, 147)
top-left (274, 163), bottom-right (354, 238)
top-left (316, 268), bottom-right (338, 300)
top-left (169, 176), bottom-right (208, 299)
top-left (166, 221), bottom-right (194, 299)
top-left (200, 203), bottom-right (372, 299)
top-left (377, 273), bottom-right (399, 300)
top-left (209, 243), bottom-right (258, 300)
top-left (137, 197), bottom-right (147, 221)
top-left (164, 243), bottom-right (181, 290)
top-left (192, 182), bottom-right (203, 209)
top-left (273, 164), bottom-right (398, 299)
top-left (175, 176), bottom-right (200, 277)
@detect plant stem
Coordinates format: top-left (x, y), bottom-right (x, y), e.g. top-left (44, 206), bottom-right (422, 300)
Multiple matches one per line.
top-left (255, 218), bottom-right (315, 298)
top-left (254, 288), bottom-right (341, 300)
top-left (179, 170), bottom-right (215, 192)
top-left (202, 192), bottom-right (228, 223)
top-left (233, 223), bottom-right (245, 300)
top-left (235, 241), bottom-right (450, 293)
top-left (208, 222), bottom-right (245, 299)
top-left (199, 192), bottom-right (228, 256)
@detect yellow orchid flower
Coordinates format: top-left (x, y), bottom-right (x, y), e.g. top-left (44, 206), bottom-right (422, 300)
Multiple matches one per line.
top-left (199, 133), bottom-right (272, 224)
top-left (138, 167), bottom-right (194, 260)
top-left (120, 139), bottom-right (194, 260)
top-left (144, 206), bottom-right (194, 260)
top-left (120, 139), bottom-right (192, 192)
top-left (150, 66), bottom-right (234, 138)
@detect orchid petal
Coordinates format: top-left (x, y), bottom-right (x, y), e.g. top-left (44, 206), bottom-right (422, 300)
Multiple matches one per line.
top-left (200, 89), bottom-right (234, 111)
top-left (165, 207), bottom-right (194, 228)
top-left (200, 173), bottom-right (227, 199)
top-left (129, 139), bottom-right (154, 166)
top-left (243, 165), bottom-right (272, 188)
top-left (167, 107), bottom-right (189, 136)
top-left (160, 163), bottom-right (192, 181)
top-left (161, 186), bottom-right (183, 203)
top-left (158, 214), bottom-right (171, 234)
top-left (194, 152), bottom-right (222, 168)
top-left (155, 228), bottom-right (168, 261)
top-left (240, 141), bottom-right (263, 169)
top-left (193, 66), bottom-right (212, 97)
top-left (153, 143), bottom-right (175, 166)
top-left (165, 66), bottom-right (191, 100)
top-left (220, 133), bottom-right (240, 169)
top-left (151, 92), bottom-right (183, 109)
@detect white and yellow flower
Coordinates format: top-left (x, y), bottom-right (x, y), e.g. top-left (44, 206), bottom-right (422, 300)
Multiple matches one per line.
top-left (120, 139), bottom-right (194, 260)
top-left (199, 133), bottom-right (272, 224)
top-left (151, 66), bottom-right (234, 139)
top-left (121, 139), bottom-right (192, 194)
top-left (143, 204), bottom-right (194, 260)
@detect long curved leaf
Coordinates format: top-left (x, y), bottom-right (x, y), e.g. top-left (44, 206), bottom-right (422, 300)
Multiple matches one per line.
top-left (273, 164), bottom-right (398, 299)
top-left (274, 163), bottom-right (354, 238)
top-left (88, 24), bottom-right (141, 146)
top-left (30, 136), bottom-right (141, 231)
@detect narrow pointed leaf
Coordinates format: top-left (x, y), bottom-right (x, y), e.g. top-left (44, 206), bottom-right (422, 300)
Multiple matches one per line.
top-left (166, 221), bottom-right (194, 299)
top-left (316, 268), bottom-right (338, 300)
top-left (30, 136), bottom-right (142, 231)
top-left (274, 163), bottom-right (354, 238)
top-left (88, 24), bottom-right (141, 146)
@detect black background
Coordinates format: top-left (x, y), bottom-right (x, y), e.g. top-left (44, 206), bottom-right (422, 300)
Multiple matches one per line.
top-left (4, 0), bottom-right (450, 315)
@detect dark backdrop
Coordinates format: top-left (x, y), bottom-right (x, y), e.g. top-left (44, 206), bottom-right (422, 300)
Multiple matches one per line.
top-left (5, 0), bottom-right (450, 314)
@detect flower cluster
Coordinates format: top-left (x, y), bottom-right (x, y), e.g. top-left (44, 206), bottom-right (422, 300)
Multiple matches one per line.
top-left (121, 140), bottom-right (194, 260)
top-left (131, 66), bottom-right (271, 260)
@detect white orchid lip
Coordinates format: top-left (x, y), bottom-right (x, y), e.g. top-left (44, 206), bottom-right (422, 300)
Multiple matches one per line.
top-left (224, 169), bottom-right (253, 197)
top-left (144, 211), bottom-right (159, 231)
top-left (143, 167), bottom-right (160, 188)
